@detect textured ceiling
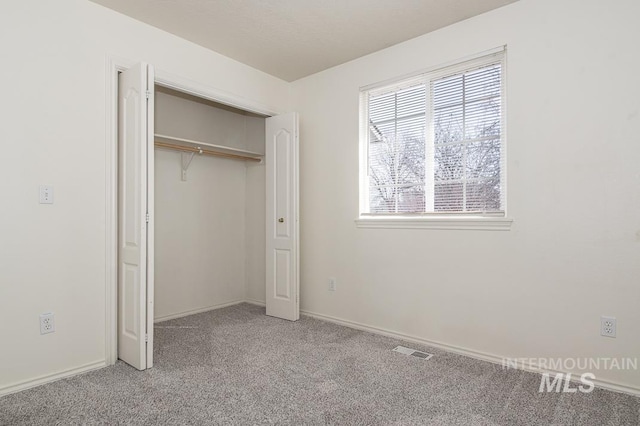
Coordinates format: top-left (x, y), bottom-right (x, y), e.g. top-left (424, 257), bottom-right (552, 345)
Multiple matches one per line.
top-left (90, 0), bottom-right (518, 81)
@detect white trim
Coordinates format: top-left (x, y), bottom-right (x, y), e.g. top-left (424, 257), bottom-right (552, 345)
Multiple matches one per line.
top-left (500, 48), bottom-right (509, 216)
top-left (355, 216), bottom-right (513, 230)
top-left (301, 309), bottom-right (640, 397)
top-left (244, 298), bottom-right (266, 307)
top-left (154, 70), bottom-right (280, 117)
top-left (8, 303), bottom-right (638, 398)
top-left (0, 360), bottom-right (105, 397)
top-left (154, 300), bottom-right (245, 323)
top-left (105, 55), bottom-right (283, 368)
top-left (359, 48), bottom-right (508, 220)
top-left (358, 92), bottom-right (370, 215)
top-left (145, 63), bottom-right (156, 369)
top-left (4, 299), bottom-right (255, 396)
top-left (105, 56), bottom-right (131, 366)
top-left (360, 46), bottom-right (506, 92)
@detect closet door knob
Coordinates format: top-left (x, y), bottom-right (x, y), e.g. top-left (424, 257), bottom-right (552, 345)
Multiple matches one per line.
top-left (278, 218), bottom-right (284, 223)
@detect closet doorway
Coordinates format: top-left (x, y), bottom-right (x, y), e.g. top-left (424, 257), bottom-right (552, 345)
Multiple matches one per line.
top-left (115, 62), bottom-right (299, 371)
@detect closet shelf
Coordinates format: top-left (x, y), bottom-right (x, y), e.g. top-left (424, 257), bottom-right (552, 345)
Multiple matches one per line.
top-left (154, 134), bottom-right (264, 161)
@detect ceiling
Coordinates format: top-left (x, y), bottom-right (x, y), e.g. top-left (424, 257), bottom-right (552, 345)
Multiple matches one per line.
top-left (90, 0), bottom-right (517, 82)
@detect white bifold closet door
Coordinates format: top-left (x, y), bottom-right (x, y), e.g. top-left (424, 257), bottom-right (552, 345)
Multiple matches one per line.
top-left (265, 113), bottom-right (300, 321)
top-left (116, 61), bottom-right (298, 373)
top-left (117, 62), bottom-right (155, 370)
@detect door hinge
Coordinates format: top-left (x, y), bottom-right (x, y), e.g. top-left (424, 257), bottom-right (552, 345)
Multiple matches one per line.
top-left (145, 334), bottom-right (149, 342)
top-left (145, 213), bottom-right (150, 223)
top-left (145, 90), bottom-right (151, 99)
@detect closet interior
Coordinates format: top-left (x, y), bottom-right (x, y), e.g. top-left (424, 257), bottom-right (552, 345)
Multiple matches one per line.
top-left (153, 86), bottom-right (267, 322)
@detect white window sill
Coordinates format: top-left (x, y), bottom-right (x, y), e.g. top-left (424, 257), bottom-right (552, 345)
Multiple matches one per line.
top-left (355, 216), bottom-right (513, 231)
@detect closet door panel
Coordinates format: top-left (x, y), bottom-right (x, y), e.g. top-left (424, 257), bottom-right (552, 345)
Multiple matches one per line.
top-left (266, 113), bottom-right (299, 321)
top-left (117, 62), bottom-right (153, 370)
top-left (274, 249), bottom-right (292, 299)
top-left (275, 130), bottom-right (291, 239)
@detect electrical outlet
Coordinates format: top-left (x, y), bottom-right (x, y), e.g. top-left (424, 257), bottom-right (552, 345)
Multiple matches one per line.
top-left (39, 185), bottom-right (54, 204)
top-left (600, 316), bottom-right (616, 338)
top-left (328, 277), bottom-right (337, 291)
top-left (40, 313), bottom-right (55, 335)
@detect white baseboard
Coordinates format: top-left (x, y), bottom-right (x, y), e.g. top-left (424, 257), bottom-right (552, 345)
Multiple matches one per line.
top-left (6, 303), bottom-right (638, 399)
top-left (301, 309), bottom-right (640, 397)
top-left (2, 300), bottom-right (248, 397)
top-left (154, 299), bottom-right (245, 323)
top-left (0, 360), bottom-right (105, 398)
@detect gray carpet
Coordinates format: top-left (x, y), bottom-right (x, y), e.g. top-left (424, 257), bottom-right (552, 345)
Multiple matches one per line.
top-left (1, 303), bottom-right (638, 425)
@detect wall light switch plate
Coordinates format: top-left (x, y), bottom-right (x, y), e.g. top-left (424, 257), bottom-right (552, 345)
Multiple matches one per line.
top-left (39, 185), bottom-right (54, 204)
top-left (328, 277), bottom-right (337, 291)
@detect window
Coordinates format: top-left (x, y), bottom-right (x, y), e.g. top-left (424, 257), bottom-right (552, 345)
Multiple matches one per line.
top-left (359, 50), bottom-right (509, 229)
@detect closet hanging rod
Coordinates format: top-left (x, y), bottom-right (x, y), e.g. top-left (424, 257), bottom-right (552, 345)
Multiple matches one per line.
top-left (155, 133), bottom-right (263, 156)
top-left (154, 141), bottom-right (262, 162)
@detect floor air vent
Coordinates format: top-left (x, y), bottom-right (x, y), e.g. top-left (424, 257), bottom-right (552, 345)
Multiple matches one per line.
top-left (393, 346), bottom-right (433, 360)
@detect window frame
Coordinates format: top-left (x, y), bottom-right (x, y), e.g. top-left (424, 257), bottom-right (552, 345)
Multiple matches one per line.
top-left (357, 47), bottom-right (512, 230)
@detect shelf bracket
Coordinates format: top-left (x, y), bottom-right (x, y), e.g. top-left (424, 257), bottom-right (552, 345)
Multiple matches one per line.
top-left (181, 147), bottom-right (202, 181)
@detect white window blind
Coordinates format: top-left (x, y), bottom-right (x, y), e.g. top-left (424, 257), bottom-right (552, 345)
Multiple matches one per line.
top-left (363, 52), bottom-right (505, 216)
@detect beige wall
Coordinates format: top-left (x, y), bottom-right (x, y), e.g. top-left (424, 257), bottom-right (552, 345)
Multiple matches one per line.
top-left (0, 0), bottom-right (286, 394)
top-left (2, 0), bottom-right (639, 398)
top-left (154, 90), bottom-right (265, 321)
top-left (291, 0), bottom-right (640, 391)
